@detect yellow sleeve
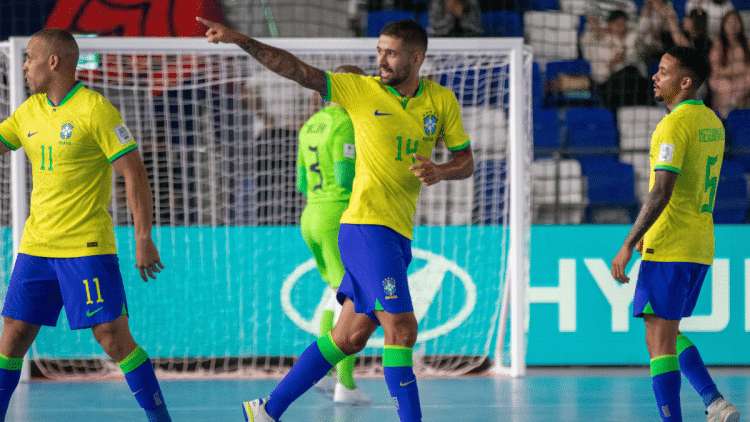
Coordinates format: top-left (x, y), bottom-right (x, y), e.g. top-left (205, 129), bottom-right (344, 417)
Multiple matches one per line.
top-left (440, 90), bottom-right (470, 151)
top-left (653, 118), bottom-right (688, 173)
top-left (91, 98), bottom-right (137, 163)
top-left (0, 103), bottom-right (25, 151)
top-left (325, 72), bottom-right (368, 109)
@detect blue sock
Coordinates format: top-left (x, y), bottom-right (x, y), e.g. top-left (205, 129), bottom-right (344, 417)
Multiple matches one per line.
top-left (0, 354), bottom-right (23, 422)
top-left (266, 332), bottom-right (344, 420)
top-left (651, 355), bottom-right (682, 422)
top-left (677, 334), bottom-right (722, 408)
top-left (383, 345), bottom-right (421, 422)
top-left (118, 347), bottom-right (171, 422)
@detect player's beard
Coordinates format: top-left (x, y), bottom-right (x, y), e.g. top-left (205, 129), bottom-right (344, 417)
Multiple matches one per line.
top-left (380, 67), bottom-right (408, 87)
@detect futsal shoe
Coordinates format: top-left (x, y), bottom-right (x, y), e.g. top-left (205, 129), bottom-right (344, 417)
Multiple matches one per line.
top-left (242, 398), bottom-right (279, 422)
top-left (333, 381), bottom-right (372, 406)
top-left (313, 375), bottom-right (336, 400)
top-left (706, 397), bottom-right (740, 422)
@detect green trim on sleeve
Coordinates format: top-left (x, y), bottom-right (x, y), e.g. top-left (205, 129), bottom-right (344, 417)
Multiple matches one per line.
top-left (334, 161), bottom-right (355, 191)
top-left (383, 345), bottom-right (413, 367)
top-left (118, 346), bottom-right (149, 374)
top-left (108, 144), bottom-right (137, 163)
top-left (447, 140), bottom-right (471, 151)
top-left (650, 354), bottom-right (679, 377)
top-left (0, 353), bottom-right (24, 371)
top-left (323, 72), bottom-right (332, 102)
top-left (654, 164), bottom-right (680, 173)
top-left (676, 334), bottom-right (695, 355)
top-left (0, 133), bottom-right (18, 151)
top-left (297, 166), bottom-right (308, 195)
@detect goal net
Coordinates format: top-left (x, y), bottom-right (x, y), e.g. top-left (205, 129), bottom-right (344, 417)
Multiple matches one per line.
top-left (0, 37), bottom-right (531, 379)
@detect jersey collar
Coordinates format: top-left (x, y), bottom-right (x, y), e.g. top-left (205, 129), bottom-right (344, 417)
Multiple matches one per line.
top-left (670, 99), bottom-right (703, 114)
top-left (384, 78), bottom-right (425, 108)
top-left (47, 81), bottom-right (84, 108)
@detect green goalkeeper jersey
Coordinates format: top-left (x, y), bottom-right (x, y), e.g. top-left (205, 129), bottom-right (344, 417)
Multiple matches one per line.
top-left (297, 105), bottom-right (356, 204)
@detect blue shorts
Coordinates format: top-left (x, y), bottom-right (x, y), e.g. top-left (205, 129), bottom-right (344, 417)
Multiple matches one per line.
top-left (632, 260), bottom-right (709, 320)
top-left (336, 224), bottom-right (414, 324)
top-left (2, 254), bottom-right (128, 330)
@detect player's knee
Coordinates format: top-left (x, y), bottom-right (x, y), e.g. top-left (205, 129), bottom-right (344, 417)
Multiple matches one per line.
top-left (385, 318), bottom-right (418, 348)
top-left (334, 330), bottom-right (369, 355)
top-left (92, 323), bottom-right (136, 361)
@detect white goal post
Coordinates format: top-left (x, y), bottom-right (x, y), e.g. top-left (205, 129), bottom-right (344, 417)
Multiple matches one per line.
top-left (1, 36), bottom-right (531, 380)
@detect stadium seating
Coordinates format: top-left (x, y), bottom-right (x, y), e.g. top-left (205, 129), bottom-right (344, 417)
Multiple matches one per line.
top-left (564, 107), bottom-right (618, 162)
top-left (366, 11), bottom-right (415, 37)
top-left (532, 158), bottom-right (587, 223)
top-left (579, 159), bottom-right (638, 223)
top-left (617, 106), bottom-right (666, 203)
top-left (558, 0), bottom-right (588, 16)
top-left (533, 108), bottom-right (562, 157)
top-left (523, 11), bottom-right (580, 65)
top-left (544, 59), bottom-right (598, 107)
top-left (727, 109), bottom-right (750, 171)
top-left (713, 160), bottom-right (750, 224)
top-left (482, 11), bottom-right (524, 37)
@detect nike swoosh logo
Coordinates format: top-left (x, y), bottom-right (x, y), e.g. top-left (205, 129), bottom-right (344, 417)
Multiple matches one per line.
top-left (399, 379), bottom-right (416, 387)
top-left (133, 389), bottom-right (143, 395)
top-left (27, 132), bottom-right (38, 137)
top-left (86, 307), bottom-right (103, 317)
top-left (374, 110), bottom-right (392, 116)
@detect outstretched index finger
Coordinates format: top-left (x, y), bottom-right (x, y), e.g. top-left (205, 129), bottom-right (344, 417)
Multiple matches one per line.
top-left (413, 154), bottom-right (430, 163)
top-left (196, 16), bottom-right (217, 28)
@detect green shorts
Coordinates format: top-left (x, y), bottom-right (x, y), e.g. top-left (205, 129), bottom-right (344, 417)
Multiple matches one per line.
top-left (300, 201), bottom-right (348, 289)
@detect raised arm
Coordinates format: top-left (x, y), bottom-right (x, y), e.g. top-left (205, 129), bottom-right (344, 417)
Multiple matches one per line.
top-left (112, 149), bottom-right (164, 282)
top-left (197, 17), bottom-right (328, 97)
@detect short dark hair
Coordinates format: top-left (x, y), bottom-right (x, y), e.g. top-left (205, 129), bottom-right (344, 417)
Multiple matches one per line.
top-left (607, 10), bottom-right (628, 22)
top-left (665, 45), bottom-right (710, 87)
top-left (32, 28), bottom-right (79, 68)
top-left (380, 20), bottom-right (428, 53)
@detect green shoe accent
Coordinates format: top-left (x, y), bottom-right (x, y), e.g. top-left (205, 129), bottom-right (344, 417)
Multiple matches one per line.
top-left (337, 354), bottom-right (356, 389)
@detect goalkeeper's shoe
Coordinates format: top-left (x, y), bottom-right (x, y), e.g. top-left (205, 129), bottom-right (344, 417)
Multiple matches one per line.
top-left (242, 398), bottom-right (279, 422)
top-left (333, 382), bottom-right (372, 406)
top-left (313, 375), bottom-right (336, 400)
top-left (706, 397), bottom-right (740, 422)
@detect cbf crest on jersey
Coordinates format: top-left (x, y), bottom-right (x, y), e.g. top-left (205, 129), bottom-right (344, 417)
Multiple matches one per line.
top-left (423, 111), bottom-right (438, 136)
top-left (60, 122), bottom-right (74, 140)
top-left (383, 277), bottom-right (398, 300)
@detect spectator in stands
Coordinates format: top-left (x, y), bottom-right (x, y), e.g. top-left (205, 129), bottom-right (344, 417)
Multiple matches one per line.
top-left (589, 0), bottom-right (640, 24)
top-left (428, 0), bottom-right (483, 37)
top-left (582, 10), bottom-right (653, 110)
top-left (677, 8), bottom-right (712, 60)
top-left (637, 0), bottom-right (685, 62)
top-left (707, 10), bottom-right (750, 119)
top-left (685, 0), bottom-right (734, 38)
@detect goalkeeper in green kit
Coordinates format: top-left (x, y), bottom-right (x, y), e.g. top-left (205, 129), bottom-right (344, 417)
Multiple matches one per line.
top-left (297, 64), bottom-right (371, 406)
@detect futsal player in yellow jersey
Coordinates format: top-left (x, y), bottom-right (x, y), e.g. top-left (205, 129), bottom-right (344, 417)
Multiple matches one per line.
top-left (611, 46), bottom-right (739, 422)
top-left (0, 29), bottom-right (171, 421)
top-left (198, 17), bottom-right (474, 422)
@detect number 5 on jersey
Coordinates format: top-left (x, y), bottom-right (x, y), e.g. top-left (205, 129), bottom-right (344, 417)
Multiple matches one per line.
top-left (701, 155), bottom-right (718, 213)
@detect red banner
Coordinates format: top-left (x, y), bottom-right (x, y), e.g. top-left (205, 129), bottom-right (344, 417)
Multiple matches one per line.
top-left (45, 0), bottom-right (224, 37)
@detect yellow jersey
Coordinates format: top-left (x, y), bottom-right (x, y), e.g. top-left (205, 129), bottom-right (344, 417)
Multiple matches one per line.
top-left (643, 100), bottom-right (724, 265)
top-left (324, 72), bottom-right (470, 240)
top-left (0, 82), bottom-right (137, 257)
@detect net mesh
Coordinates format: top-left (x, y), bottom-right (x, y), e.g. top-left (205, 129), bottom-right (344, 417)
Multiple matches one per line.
top-left (0, 40), bottom-right (531, 379)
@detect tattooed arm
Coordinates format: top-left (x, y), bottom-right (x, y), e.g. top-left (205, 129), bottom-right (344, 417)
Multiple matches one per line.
top-left (611, 169), bottom-right (678, 283)
top-left (197, 17), bottom-right (328, 97)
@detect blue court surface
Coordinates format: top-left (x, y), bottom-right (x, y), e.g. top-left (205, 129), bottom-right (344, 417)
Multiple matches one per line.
top-left (7, 368), bottom-right (748, 421)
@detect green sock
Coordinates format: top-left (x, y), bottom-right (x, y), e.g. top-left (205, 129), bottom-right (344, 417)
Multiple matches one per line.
top-left (320, 310), bottom-right (335, 376)
top-left (337, 354), bottom-right (356, 389)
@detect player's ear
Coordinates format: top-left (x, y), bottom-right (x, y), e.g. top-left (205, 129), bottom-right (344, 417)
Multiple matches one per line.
top-left (48, 54), bottom-right (60, 71)
top-left (680, 75), bottom-right (693, 91)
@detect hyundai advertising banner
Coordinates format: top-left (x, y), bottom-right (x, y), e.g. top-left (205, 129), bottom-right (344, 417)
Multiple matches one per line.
top-left (3, 225), bottom-right (748, 365)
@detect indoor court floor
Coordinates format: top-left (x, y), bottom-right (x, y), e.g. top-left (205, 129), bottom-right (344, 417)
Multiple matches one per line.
top-left (7, 367), bottom-right (749, 421)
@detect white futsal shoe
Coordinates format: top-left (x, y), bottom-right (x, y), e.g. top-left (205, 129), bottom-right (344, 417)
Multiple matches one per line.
top-left (242, 398), bottom-right (279, 422)
top-left (334, 381), bottom-right (372, 406)
top-left (313, 375), bottom-right (336, 400)
top-left (706, 397), bottom-right (740, 422)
